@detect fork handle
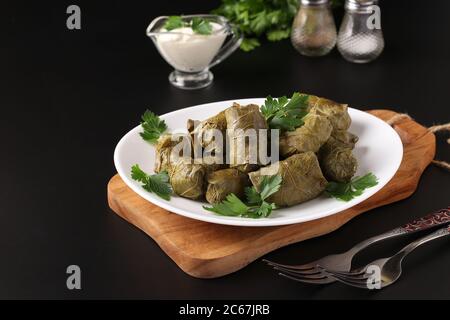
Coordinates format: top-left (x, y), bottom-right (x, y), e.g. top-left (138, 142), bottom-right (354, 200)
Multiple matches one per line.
top-left (348, 207), bottom-right (450, 255)
top-left (396, 225), bottom-right (450, 259)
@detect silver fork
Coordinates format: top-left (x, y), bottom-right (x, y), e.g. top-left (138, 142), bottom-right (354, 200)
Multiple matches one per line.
top-left (324, 225), bottom-right (450, 289)
top-left (264, 207), bottom-right (450, 284)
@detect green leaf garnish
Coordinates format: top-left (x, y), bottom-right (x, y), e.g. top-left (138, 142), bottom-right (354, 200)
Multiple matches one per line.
top-left (326, 173), bottom-right (379, 202)
top-left (261, 92), bottom-right (309, 131)
top-left (131, 165), bottom-right (172, 201)
top-left (163, 16), bottom-right (213, 35)
top-left (245, 186), bottom-right (261, 205)
top-left (204, 174), bottom-right (282, 219)
top-left (258, 175), bottom-right (282, 200)
top-left (240, 38), bottom-right (260, 51)
top-left (191, 17), bottom-right (213, 35)
top-left (204, 193), bottom-right (250, 217)
top-left (163, 16), bottom-right (185, 31)
top-left (139, 110), bottom-right (167, 144)
top-left (256, 201), bottom-right (277, 218)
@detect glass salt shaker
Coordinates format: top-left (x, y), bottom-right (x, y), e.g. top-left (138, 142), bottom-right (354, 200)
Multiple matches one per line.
top-left (337, 0), bottom-right (384, 63)
top-left (291, 0), bottom-right (337, 57)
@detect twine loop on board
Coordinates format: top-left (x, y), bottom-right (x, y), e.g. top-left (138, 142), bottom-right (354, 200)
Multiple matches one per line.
top-left (386, 113), bottom-right (412, 126)
top-left (386, 113), bottom-right (450, 171)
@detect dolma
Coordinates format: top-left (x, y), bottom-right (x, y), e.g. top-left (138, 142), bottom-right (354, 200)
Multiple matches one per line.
top-left (154, 134), bottom-right (192, 173)
top-left (319, 134), bottom-right (358, 183)
top-left (188, 110), bottom-right (227, 149)
top-left (248, 152), bottom-right (328, 207)
top-left (205, 168), bottom-right (250, 204)
top-left (332, 130), bottom-right (359, 148)
top-left (200, 156), bottom-right (227, 174)
top-left (188, 111), bottom-right (227, 166)
top-left (225, 103), bottom-right (268, 173)
top-left (307, 95), bottom-right (351, 132)
top-left (279, 114), bottom-right (332, 157)
top-left (169, 161), bottom-right (206, 200)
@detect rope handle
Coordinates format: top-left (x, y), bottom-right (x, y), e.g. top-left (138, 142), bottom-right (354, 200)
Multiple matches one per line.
top-left (386, 113), bottom-right (450, 171)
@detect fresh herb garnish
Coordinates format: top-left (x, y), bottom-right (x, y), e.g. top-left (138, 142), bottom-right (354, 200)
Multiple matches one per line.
top-left (139, 110), bottom-right (167, 144)
top-left (163, 16), bottom-right (185, 31)
top-left (163, 16), bottom-right (213, 35)
top-left (191, 17), bottom-right (213, 35)
top-left (204, 175), bottom-right (281, 218)
top-left (131, 164), bottom-right (172, 201)
top-left (261, 92), bottom-right (309, 131)
top-left (326, 173), bottom-right (379, 202)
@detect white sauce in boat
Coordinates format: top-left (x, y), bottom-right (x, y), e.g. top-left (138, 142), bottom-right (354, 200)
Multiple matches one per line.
top-left (155, 23), bottom-right (227, 73)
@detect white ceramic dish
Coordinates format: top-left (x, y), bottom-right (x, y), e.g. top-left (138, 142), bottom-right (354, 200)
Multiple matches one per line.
top-left (114, 98), bottom-right (403, 227)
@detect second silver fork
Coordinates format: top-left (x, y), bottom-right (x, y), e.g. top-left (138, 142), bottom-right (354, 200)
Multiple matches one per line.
top-left (324, 224), bottom-right (450, 289)
top-left (265, 207), bottom-right (450, 284)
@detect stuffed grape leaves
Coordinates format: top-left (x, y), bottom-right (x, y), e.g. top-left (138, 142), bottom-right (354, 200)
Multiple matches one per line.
top-left (279, 114), bottom-right (332, 157)
top-left (199, 156), bottom-right (227, 174)
top-left (332, 130), bottom-right (359, 148)
top-left (188, 111), bottom-right (227, 149)
top-left (319, 135), bottom-right (358, 183)
top-left (188, 111), bottom-right (227, 167)
top-left (205, 168), bottom-right (250, 204)
top-left (154, 134), bottom-right (192, 173)
top-left (225, 103), bottom-right (268, 173)
top-left (248, 152), bottom-right (328, 207)
top-left (169, 160), bottom-right (206, 200)
top-left (307, 95), bottom-right (351, 132)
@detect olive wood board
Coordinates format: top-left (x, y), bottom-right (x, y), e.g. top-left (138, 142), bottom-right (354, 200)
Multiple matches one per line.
top-left (107, 109), bottom-right (436, 278)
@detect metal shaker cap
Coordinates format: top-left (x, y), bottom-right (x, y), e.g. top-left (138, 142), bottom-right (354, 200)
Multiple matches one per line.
top-left (346, 0), bottom-right (379, 11)
top-left (301, 0), bottom-right (329, 6)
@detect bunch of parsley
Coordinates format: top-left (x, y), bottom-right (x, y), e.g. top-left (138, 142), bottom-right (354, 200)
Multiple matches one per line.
top-left (212, 0), bottom-right (343, 51)
top-left (212, 0), bottom-right (298, 51)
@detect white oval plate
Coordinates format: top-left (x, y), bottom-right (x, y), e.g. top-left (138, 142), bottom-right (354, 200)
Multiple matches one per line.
top-left (114, 98), bottom-right (403, 227)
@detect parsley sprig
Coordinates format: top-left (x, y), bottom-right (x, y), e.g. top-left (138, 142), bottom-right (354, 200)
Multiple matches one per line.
top-left (191, 17), bottom-right (213, 35)
top-left (131, 165), bottom-right (172, 201)
top-left (139, 110), bottom-right (167, 144)
top-left (326, 173), bottom-right (379, 202)
top-left (163, 16), bottom-right (213, 35)
top-left (163, 16), bottom-right (184, 31)
top-left (261, 92), bottom-right (309, 131)
top-left (204, 175), bottom-right (282, 218)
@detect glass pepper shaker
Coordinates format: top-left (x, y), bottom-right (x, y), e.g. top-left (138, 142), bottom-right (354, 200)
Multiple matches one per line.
top-left (337, 0), bottom-right (384, 63)
top-left (291, 0), bottom-right (337, 57)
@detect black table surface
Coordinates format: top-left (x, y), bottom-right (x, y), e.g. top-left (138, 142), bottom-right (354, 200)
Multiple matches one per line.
top-left (1, 0), bottom-right (449, 299)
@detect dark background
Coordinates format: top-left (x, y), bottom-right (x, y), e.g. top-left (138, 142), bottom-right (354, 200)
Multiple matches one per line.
top-left (1, 0), bottom-right (449, 299)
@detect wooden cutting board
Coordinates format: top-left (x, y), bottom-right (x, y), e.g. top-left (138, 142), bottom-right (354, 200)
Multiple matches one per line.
top-left (107, 110), bottom-right (435, 279)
